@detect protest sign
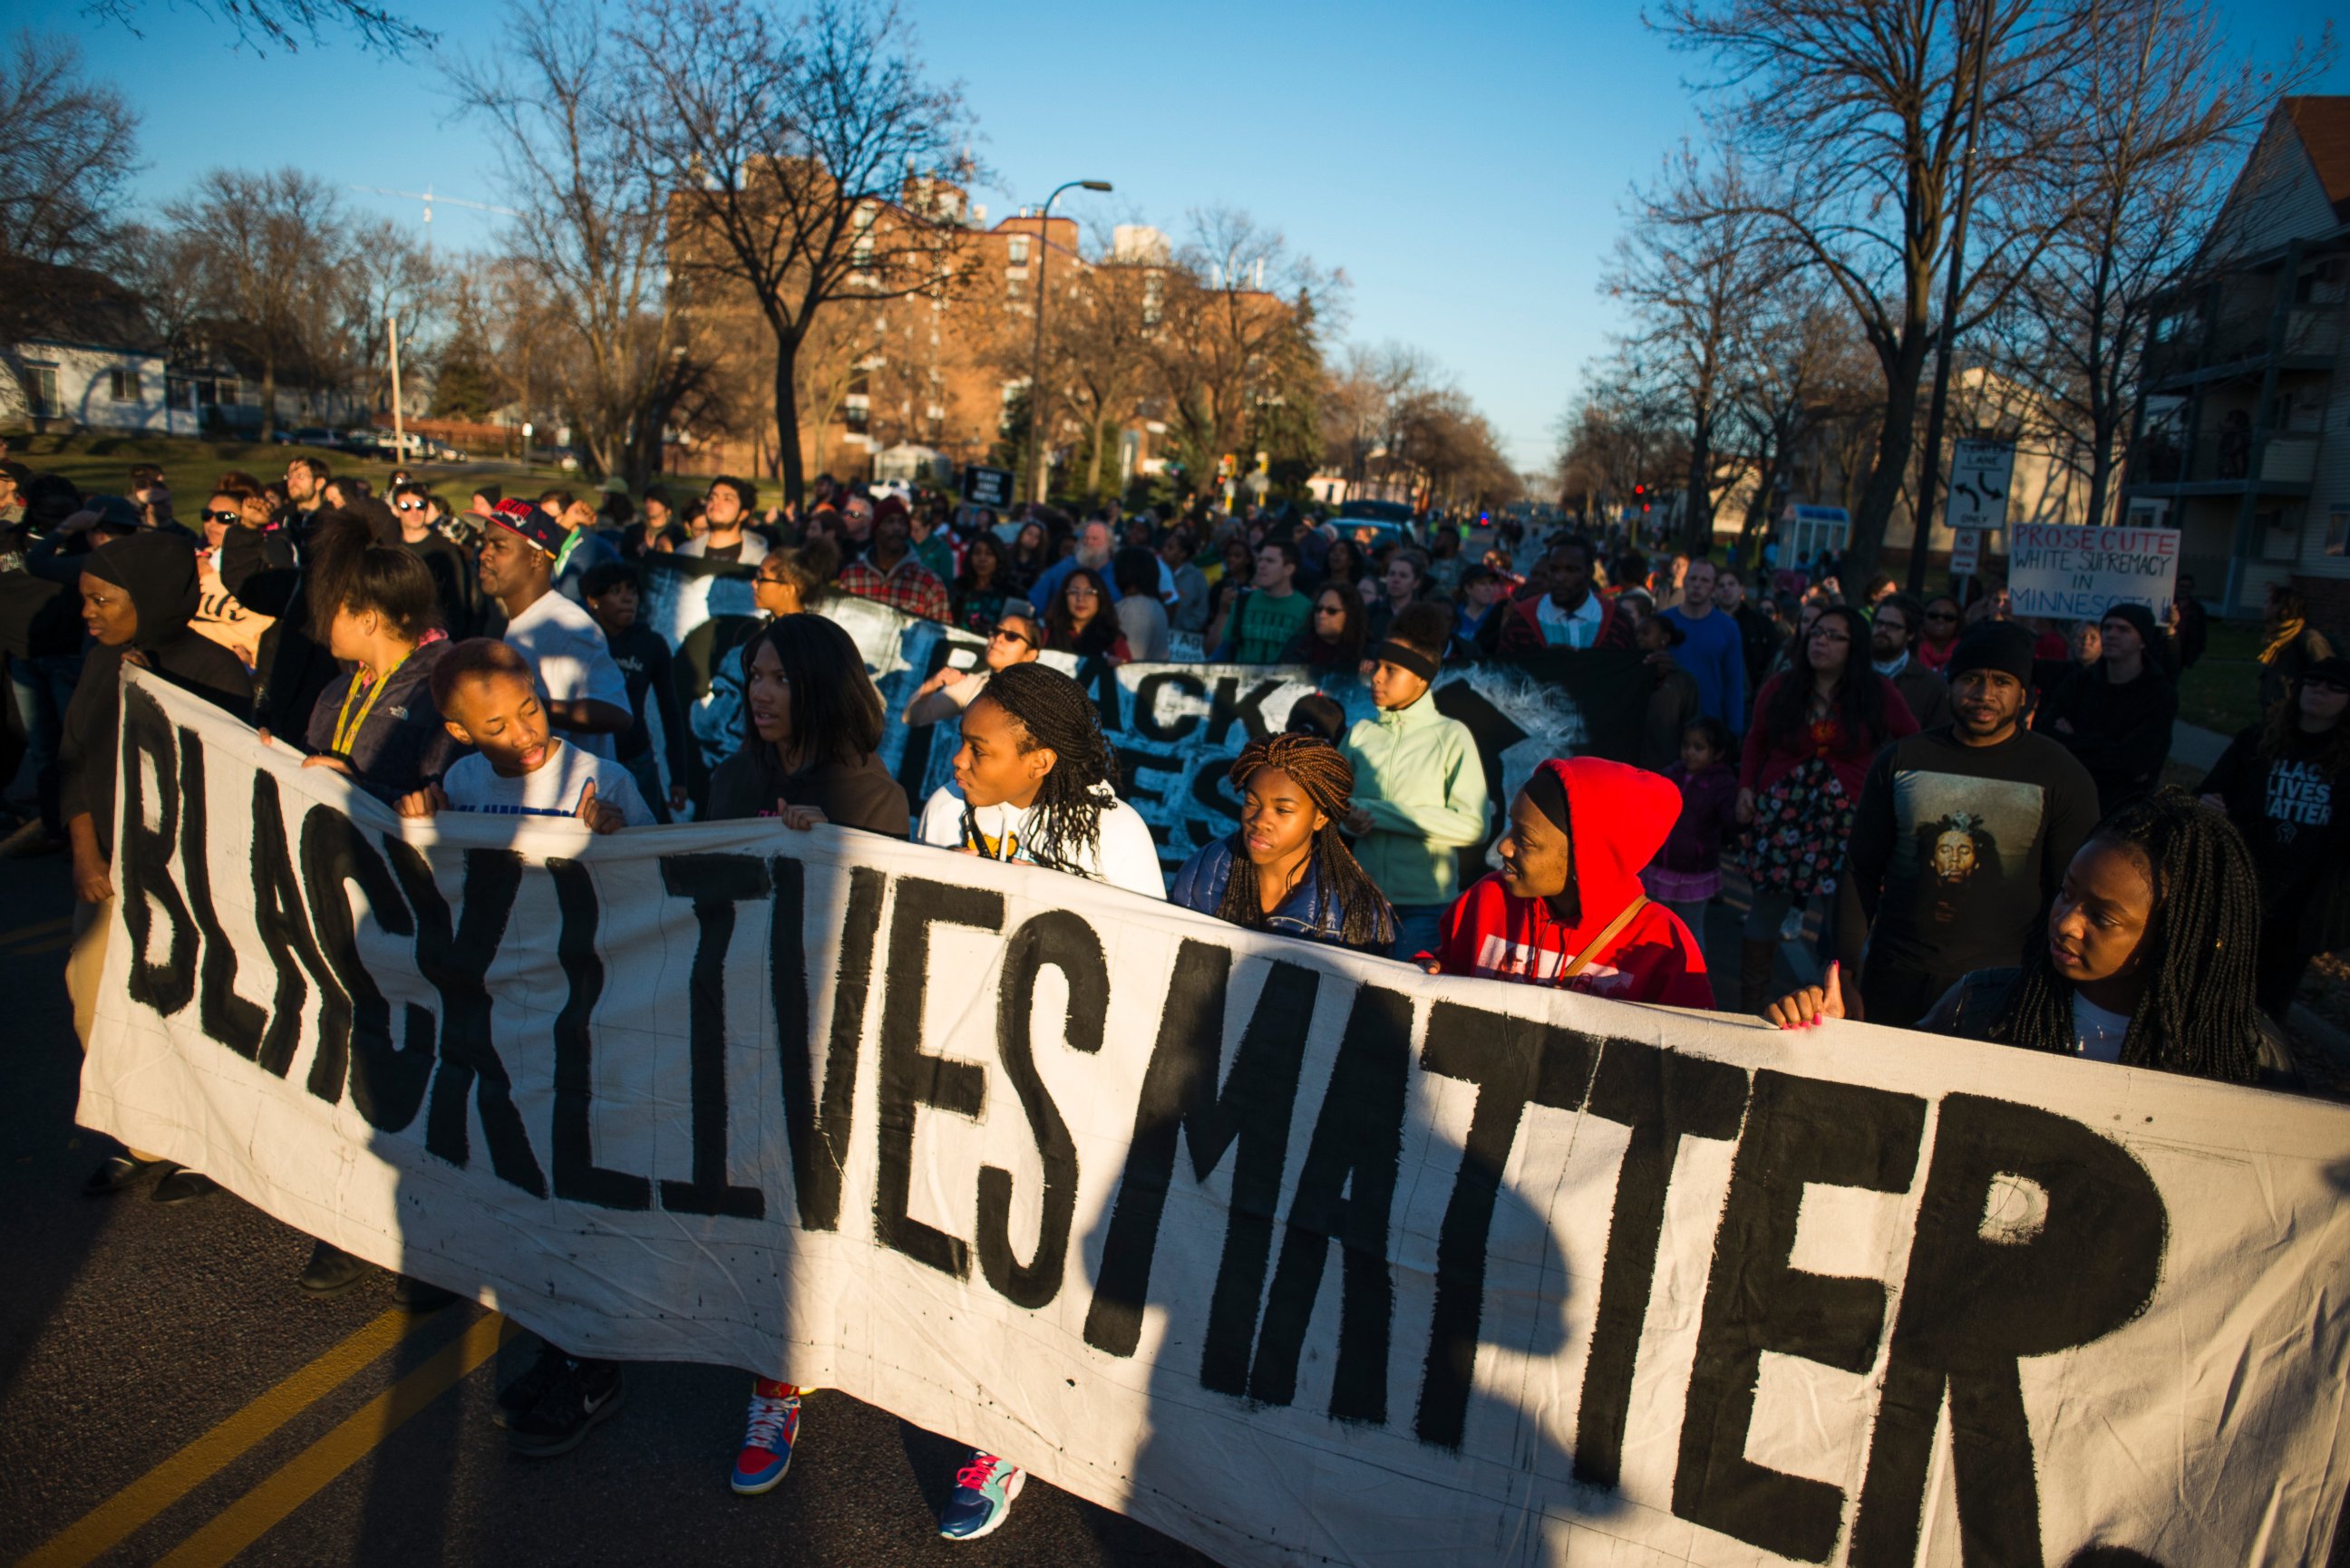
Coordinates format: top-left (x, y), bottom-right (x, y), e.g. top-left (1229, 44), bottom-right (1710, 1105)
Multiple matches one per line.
top-left (639, 553), bottom-right (1648, 869)
top-left (961, 464), bottom-right (1015, 508)
top-left (80, 673), bottom-right (2350, 1568)
top-left (2007, 524), bottom-right (2182, 622)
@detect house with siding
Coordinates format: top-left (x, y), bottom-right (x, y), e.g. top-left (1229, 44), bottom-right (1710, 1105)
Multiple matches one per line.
top-left (2124, 96), bottom-right (2350, 623)
top-left (0, 264), bottom-right (194, 437)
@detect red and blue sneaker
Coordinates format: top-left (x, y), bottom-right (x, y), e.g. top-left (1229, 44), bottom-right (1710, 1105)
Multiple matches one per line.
top-left (730, 1379), bottom-right (801, 1495)
top-left (938, 1450), bottom-right (1024, 1541)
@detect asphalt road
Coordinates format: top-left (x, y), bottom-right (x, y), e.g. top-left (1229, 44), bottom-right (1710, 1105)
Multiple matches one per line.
top-left (0, 851), bottom-right (1216, 1568)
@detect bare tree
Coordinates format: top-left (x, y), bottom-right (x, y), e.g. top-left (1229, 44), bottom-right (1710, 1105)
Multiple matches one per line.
top-left (0, 32), bottom-right (140, 276)
top-left (618, 0), bottom-right (977, 506)
top-left (163, 168), bottom-right (352, 439)
top-left (341, 218), bottom-right (445, 421)
top-left (85, 0), bottom-right (433, 55)
top-left (1153, 207), bottom-right (1344, 489)
top-left (1721, 283), bottom-right (1880, 551)
top-left (1605, 143), bottom-right (1782, 551)
top-left (1657, 0), bottom-right (2089, 577)
top-left (0, 32), bottom-right (143, 401)
top-left (452, 0), bottom-right (697, 486)
top-left (1992, 0), bottom-right (2326, 528)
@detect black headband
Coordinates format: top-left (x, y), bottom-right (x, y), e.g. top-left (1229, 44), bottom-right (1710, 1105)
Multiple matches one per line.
top-left (1522, 766), bottom-right (1571, 837)
top-left (1365, 639), bottom-right (1440, 681)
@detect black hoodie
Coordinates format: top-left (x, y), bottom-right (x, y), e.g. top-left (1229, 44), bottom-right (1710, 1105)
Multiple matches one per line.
top-left (57, 532), bottom-right (254, 854)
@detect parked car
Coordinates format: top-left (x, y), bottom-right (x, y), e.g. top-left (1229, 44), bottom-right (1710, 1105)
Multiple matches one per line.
top-left (279, 426), bottom-right (337, 448)
top-left (1335, 498), bottom-right (1416, 553)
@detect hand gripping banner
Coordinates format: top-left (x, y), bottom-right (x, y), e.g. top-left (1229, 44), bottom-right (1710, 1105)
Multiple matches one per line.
top-left (79, 672), bottom-right (2350, 1567)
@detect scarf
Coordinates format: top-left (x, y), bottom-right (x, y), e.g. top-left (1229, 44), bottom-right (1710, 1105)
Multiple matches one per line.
top-left (2260, 615), bottom-right (2306, 668)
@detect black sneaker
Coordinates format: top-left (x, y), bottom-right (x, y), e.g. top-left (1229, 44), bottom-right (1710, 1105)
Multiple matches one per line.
top-left (298, 1240), bottom-right (370, 1295)
top-left (492, 1341), bottom-right (572, 1430)
top-left (392, 1274), bottom-right (461, 1312)
top-left (507, 1358), bottom-right (625, 1458)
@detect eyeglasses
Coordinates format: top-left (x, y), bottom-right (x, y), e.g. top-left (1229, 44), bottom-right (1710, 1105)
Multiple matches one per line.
top-left (395, 500), bottom-right (426, 512)
top-left (989, 626), bottom-right (1034, 647)
top-left (2306, 678), bottom-right (2350, 695)
top-left (1315, 604), bottom-right (1344, 616)
top-left (203, 508), bottom-right (242, 525)
top-left (1065, 585), bottom-right (1100, 600)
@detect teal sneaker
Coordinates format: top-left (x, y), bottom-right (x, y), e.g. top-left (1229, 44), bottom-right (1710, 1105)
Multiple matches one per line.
top-left (938, 1451), bottom-right (1024, 1541)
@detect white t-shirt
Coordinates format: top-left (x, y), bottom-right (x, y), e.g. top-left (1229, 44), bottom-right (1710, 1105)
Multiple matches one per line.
top-left (503, 589), bottom-right (631, 760)
top-left (918, 782), bottom-right (1165, 900)
top-left (442, 740), bottom-right (656, 826)
top-left (1535, 591), bottom-right (1605, 649)
top-left (676, 533), bottom-right (770, 565)
top-left (2071, 992), bottom-right (2131, 1063)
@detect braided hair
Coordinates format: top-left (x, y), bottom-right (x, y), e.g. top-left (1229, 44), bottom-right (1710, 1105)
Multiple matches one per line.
top-left (968, 662), bottom-right (1118, 878)
top-left (1986, 787), bottom-right (2267, 1082)
top-left (1214, 734), bottom-right (1396, 951)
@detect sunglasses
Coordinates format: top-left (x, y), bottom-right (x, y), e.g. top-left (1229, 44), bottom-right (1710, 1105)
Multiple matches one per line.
top-left (989, 625), bottom-right (1034, 647)
top-left (202, 508), bottom-right (242, 525)
top-left (2306, 678), bottom-right (2349, 695)
top-left (1065, 585), bottom-right (1100, 599)
top-left (1925, 610), bottom-right (1958, 622)
top-left (395, 500), bottom-right (427, 512)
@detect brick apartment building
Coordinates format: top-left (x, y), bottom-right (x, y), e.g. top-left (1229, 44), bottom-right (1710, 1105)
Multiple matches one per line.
top-left (665, 169), bottom-right (1190, 489)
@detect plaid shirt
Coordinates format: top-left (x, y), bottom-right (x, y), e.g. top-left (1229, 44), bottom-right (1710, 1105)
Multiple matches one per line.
top-left (836, 553), bottom-right (951, 624)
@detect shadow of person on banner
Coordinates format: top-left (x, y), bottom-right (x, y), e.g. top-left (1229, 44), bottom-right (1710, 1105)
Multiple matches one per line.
top-left (1065, 948), bottom-right (1624, 1567)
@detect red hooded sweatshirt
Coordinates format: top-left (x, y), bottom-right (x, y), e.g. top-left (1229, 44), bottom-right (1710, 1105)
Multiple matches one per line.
top-left (1426, 756), bottom-right (1714, 1009)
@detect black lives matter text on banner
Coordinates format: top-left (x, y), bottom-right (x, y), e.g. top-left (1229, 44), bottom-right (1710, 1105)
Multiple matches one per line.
top-left (80, 671), bottom-right (2350, 1568)
top-left (636, 551), bottom-right (1649, 867)
top-left (2008, 523), bottom-right (2182, 623)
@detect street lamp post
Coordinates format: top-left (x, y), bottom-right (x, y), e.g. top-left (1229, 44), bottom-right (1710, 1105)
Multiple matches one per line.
top-left (1025, 178), bottom-right (1112, 506)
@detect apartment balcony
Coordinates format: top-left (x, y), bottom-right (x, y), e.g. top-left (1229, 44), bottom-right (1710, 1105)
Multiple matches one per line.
top-left (2128, 430), bottom-right (2320, 497)
top-left (2143, 302), bottom-right (2349, 388)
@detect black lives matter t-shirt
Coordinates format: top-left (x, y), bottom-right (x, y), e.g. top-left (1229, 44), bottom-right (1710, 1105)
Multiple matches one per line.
top-left (1845, 727), bottom-right (2102, 978)
top-left (2199, 724), bottom-right (2346, 917)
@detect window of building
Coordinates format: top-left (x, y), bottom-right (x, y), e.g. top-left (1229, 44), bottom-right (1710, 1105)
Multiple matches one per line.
top-left (2327, 506), bottom-right (2349, 558)
top-left (108, 368), bottom-right (142, 402)
top-left (1007, 236), bottom-right (1030, 266)
top-left (28, 364), bottom-right (59, 417)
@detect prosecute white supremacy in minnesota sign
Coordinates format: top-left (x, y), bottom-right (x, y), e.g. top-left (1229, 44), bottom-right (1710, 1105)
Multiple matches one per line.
top-left (78, 671), bottom-right (2350, 1568)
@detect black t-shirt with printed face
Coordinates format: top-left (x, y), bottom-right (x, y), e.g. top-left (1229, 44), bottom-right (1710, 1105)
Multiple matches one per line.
top-left (1844, 726), bottom-right (2102, 978)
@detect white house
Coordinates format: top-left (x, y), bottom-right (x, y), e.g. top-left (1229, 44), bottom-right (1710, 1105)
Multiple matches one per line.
top-left (0, 264), bottom-right (196, 437)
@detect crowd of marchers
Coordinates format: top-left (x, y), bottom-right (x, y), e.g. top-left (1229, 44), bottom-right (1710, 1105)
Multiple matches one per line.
top-left (0, 442), bottom-right (2344, 1544)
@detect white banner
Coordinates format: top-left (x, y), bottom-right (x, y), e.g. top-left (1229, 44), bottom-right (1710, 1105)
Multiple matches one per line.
top-left (2007, 525), bottom-right (2181, 623)
top-left (81, 673), bottom-right (2350, 1568)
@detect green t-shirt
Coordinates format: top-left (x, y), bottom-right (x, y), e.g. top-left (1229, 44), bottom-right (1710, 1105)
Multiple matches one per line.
top-left (1228, 589), bottom-right (1313, 663)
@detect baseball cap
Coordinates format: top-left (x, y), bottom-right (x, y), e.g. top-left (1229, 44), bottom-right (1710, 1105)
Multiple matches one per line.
top-left (489, 497), bottom-right (567, 556)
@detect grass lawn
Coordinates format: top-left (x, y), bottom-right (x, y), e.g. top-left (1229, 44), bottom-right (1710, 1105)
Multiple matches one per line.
top-left (2175, 622), bottom-right (2267, 740)
top-left (1, 428), bottom-right (582, 518)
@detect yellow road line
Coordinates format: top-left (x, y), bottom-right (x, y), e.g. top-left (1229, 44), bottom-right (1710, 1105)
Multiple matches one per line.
top-left (19, 1309), bottom-right (421, 1568)
top-left (151, 1312), bottom-right (513, 1568)
top-left (0, 915), bottom-right (72, 946)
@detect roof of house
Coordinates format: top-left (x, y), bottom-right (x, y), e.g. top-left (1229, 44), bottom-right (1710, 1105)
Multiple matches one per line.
top-left (3, 259), bottom-right (164, 354)
top-left (2284, 96), bottom-right (2350, 226)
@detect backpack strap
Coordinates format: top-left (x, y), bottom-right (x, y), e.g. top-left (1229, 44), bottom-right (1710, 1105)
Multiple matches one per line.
top-left (1562, 897), bottom-right (1649, 981)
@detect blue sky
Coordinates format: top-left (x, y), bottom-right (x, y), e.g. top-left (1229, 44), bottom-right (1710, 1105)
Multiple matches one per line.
top-left (50, 0), bottom-right (2350, 468)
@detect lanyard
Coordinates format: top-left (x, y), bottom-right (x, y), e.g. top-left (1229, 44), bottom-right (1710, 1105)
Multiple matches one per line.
top-left (331, 650), bottom-right (410, 755)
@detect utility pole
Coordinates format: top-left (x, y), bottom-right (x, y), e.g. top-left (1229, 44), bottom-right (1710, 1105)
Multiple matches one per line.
top-left (1908, 0), bottom-right (1991, 595)
top-left (387, 313), bottom-right (406, 461)
top-left (1025, 178), bottom-right (1112, 506)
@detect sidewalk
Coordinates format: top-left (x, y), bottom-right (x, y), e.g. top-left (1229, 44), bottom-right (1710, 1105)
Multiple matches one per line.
top-left (2170, 718), bottom-right (2232, 774)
